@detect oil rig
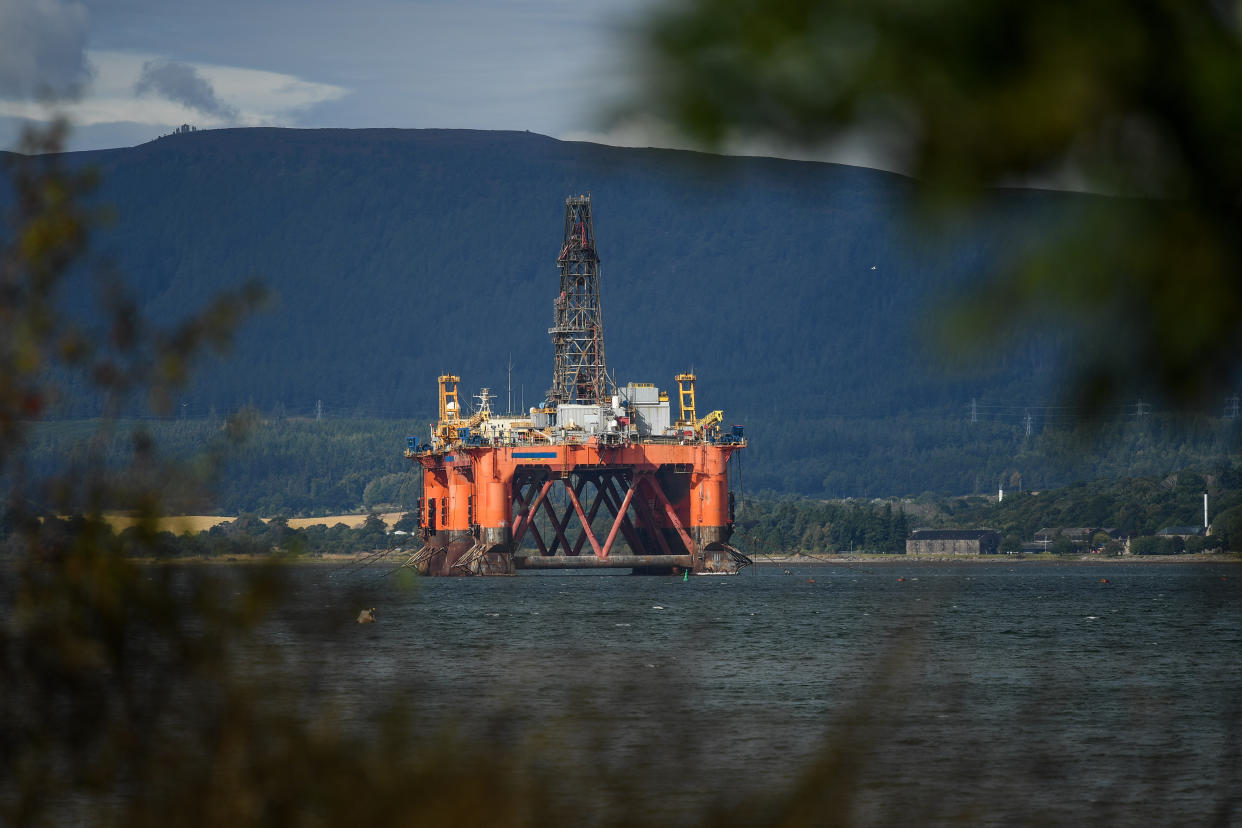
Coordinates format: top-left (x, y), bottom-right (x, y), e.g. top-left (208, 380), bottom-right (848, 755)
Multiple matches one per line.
top-left (404, 195), bottom-right (749, 576)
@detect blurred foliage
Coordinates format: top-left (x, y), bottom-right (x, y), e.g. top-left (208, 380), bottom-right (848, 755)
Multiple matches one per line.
top-left (0, 121), bottom-right (626, 828)
top-left (640, 0), bottom-right (1242, 409)
top-left (0, 123), bottom-right (516, 826)
top-left (0, 120), bottom-right (281, 824)
top-left (0, 120), bottom-right (266, 525)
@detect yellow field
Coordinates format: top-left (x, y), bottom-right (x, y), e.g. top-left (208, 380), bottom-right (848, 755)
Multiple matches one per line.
top-left (100, 514), bottom-right (232, 533)
top-left (99, 512), bottom-right (407, 533)
top-left (286, 512), bottom-right (404, 529)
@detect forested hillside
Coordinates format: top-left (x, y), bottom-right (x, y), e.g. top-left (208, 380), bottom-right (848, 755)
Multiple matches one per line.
top-left (4, 127), bottom-right (1236, 503)
top-left (738, 462), bottom-right (1242, 555)
top-left (16, 127), bottom-right (1069, 419)
top-left (9, 412), bottom-right (1239, 517)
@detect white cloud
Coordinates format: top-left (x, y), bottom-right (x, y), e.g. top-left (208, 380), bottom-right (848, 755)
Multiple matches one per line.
top-left (0, 50), bottom-right (348, 129)
top-left (0, 0), bottom-right (91, 99)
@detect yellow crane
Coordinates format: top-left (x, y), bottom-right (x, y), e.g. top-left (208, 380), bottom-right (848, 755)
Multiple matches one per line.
top-left (693, 409), bottom-right (724, 435)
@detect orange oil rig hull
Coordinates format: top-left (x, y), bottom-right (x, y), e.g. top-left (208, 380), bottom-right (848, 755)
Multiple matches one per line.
top-left (412, 441), bottom-right (746, 575)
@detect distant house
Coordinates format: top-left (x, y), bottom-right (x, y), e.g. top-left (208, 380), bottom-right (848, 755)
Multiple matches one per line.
top-left (906, 529), bottom-right (999, 556)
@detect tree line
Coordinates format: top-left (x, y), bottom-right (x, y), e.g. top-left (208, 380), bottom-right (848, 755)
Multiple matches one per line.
top-left (735, 459), bottom-right (1242, 555)
top-left (7, 411), bottom-right (1241, 521)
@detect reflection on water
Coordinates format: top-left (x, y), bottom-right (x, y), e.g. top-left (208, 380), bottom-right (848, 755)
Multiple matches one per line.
top-left (256, 562), bottom-right (1240, 825)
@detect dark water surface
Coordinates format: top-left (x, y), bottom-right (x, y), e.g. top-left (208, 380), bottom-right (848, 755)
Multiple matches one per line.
top-left (264, 562), bottom-right (1242, 825)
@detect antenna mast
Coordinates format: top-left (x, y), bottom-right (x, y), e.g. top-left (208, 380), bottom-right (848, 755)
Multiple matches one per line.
top-left (547, 194), bottom-right (608, 405)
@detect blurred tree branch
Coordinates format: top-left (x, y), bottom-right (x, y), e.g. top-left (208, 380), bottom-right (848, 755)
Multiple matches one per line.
top-left (639, 0), bottom-right (1242, 409)
top-left (0, 120), bottom-right (281, 824)
top-left (0, 119), bottom-right (659, 828)
top-left (0, 119), bottom-right (593, 827)
top-left (1, 119), bottom-right (266, 487)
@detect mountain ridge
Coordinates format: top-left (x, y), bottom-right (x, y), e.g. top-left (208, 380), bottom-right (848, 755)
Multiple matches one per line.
top-left (7, 126), bottom-right (1161, 498)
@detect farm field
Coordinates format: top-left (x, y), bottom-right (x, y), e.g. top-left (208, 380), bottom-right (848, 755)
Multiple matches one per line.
top-left (97, 512), bottom-right (406, 533)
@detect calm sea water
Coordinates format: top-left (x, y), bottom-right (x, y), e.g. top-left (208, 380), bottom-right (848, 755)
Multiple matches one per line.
top-left (262, 561), bottom-right (1241, 826)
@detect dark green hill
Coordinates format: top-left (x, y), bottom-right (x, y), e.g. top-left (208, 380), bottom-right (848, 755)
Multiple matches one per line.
top-left (35, 127), bottom-right (1061, 420)
top-left (11, 127), bottom-right (1233, 506)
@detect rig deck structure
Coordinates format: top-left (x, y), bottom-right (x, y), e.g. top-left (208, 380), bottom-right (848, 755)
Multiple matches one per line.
top-left (404, 195), bottom-right (749, 576)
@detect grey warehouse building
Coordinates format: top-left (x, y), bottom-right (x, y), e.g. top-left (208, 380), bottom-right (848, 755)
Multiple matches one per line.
top-left (906, 529), bottom-right (1000, 556)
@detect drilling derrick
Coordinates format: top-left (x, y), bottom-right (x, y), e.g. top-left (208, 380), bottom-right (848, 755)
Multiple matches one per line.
top-left (548, 195), bottom-right (608, 406)
top-left (404, 196), bottom-right (749, 577)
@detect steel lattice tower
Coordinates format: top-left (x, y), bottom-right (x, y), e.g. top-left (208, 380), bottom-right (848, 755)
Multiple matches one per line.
top-left (548, 195), bottom-right (608, 405)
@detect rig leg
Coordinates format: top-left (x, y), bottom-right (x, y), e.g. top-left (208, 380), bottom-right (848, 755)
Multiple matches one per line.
top-left (453, 543), bottom-right (515, 576)
top-left (694, 525), bottom-right (752, 574)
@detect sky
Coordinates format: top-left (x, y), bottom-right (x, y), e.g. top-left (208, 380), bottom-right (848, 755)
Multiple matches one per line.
top-left (0, 0), bottom-right (672, 152)
top-left (0, 0), bottom-right (892, 167)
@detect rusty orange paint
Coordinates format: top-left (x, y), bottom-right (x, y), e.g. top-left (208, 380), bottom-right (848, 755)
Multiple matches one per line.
top-left (416, 441), bottom-right (740, 532)
top-left (420, 467), bottom-right (448, 531)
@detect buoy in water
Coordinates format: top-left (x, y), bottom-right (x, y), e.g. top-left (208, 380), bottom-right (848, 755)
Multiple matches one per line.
top-left (357, 607), bottom-right (376, 624)
top-left (897, 577), bottom-right (906, 582)
top-left (1098, 579), bottom-right (1109, 584)
top-left (806, 578), bottom-right (815, 584)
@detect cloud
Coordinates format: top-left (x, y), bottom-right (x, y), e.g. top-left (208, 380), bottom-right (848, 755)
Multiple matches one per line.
top-left (0, 51), bottom-right (349, 134)
top-left (0, 0), bottom-right (92, 99)
top-left (0, 51), bottom-right (351, 150)
top-left (134, 59), bottom-right (238, 122)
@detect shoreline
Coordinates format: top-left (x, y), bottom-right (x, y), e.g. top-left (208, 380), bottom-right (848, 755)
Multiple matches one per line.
top-left (117, 550), bottom-right (1242, 566)
top-left (750, 552), bottom-right (1241, 565)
